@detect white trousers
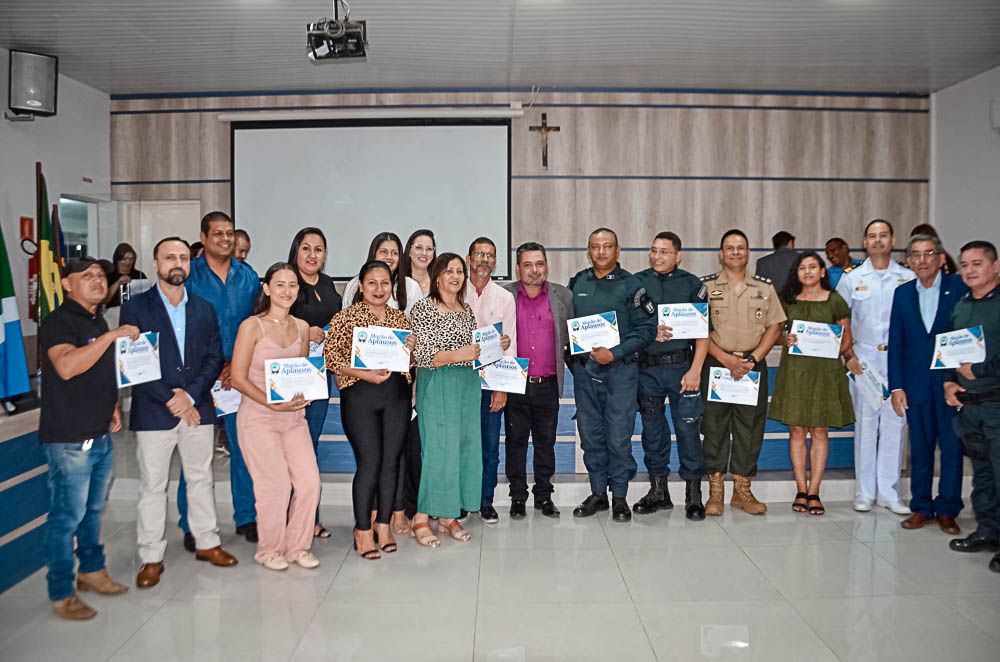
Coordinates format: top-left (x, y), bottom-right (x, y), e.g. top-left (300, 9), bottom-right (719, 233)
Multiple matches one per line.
top-left (849, 348), bottom-right (906, 503)
top-left (136, 422), bottom-right (220, 562)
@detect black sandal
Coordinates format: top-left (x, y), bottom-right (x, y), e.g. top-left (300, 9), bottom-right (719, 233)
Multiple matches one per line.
top-left (807, 494), bottom-right (825, 516)
top-left (792, 492), bottom-right (808, 513)
top-left (314, 525), bottom-right (331, 539)
top-left (373, 527), bottom-right (397, 553)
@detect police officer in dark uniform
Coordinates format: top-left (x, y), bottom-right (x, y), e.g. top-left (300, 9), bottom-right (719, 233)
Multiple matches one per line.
top-left (944, 240), bottom-right (1000, 573)
top-left (631, 232), bottom-right (709, 520)
top-left (568, 228), bottom-right (657, 522)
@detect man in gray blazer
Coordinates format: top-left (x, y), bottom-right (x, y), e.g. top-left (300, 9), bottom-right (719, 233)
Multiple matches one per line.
top-left (755, 230), bottom-right (799, 293)
top-left (503, 242), bottom-right (574, 519)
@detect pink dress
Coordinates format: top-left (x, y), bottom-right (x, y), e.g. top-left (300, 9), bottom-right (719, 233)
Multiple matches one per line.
top-left (236, 318), bottom-right (320, 563)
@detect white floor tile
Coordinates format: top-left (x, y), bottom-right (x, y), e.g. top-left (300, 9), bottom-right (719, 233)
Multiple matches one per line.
top-left (870, 538), bottom-right (1000, 595)
top-left (937, 592), bottom-right (1000, 642)
top-left (478, 548), bottom-right (630, 605)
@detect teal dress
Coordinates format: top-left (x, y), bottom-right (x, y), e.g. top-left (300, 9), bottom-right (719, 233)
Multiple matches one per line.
top-left (769, 292), bottom-right (855, 428)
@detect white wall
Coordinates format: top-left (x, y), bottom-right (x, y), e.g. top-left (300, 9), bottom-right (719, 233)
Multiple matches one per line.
top-left (0, 46), bottom-right (110, 335)
top-left (932, 64), bottom-right (1000, 254)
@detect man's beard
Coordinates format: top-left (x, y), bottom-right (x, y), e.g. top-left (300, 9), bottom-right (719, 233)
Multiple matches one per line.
top-left (164, 270), bottom-right (186, 286)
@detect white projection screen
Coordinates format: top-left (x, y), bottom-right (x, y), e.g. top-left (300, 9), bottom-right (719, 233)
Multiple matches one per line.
top-left (232, 119), bottom-right (511, 280)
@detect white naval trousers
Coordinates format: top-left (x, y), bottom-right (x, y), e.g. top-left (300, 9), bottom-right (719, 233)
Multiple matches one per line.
top-left (136, 422), bottom-right (220, 562)
top-left (849, 347), bottom-right (906, 503)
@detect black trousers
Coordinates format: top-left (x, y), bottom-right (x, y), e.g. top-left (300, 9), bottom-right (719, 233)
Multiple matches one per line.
top-left (340, 374), bottom-right (410, 530)
top-left (393, 415), bottom-right (423, 519)
top-left (504, 379), bottom-right (559, 501)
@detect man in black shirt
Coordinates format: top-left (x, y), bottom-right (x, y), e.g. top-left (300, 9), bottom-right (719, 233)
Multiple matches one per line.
top-left (39, 258), bottom-right (139, 620)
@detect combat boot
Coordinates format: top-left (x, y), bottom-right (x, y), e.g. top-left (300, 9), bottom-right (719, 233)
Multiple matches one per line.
top-left (632, 475), bottom-right (673, 514)
top-left (705, 473), bottom-right (725, 516)
top-left (731, 475), bottom-right (767, 515)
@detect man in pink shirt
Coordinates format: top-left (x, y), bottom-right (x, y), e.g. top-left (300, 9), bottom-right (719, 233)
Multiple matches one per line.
top-left (466, 237), bottom-right (517, 523)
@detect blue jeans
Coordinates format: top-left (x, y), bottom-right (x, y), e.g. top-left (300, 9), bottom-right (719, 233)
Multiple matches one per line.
top-left (178, 413), bottom-right (255, 531)
top-left (303, 375), bottom-right (333, 524)
top-left (43, 434), bottom-right (114, 601)
top-left (637, 361), bottom-right (705, 480)
top-left (480, 390), bottom-right (503, 505)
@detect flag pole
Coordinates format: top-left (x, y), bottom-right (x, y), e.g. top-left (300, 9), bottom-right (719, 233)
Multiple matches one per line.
top-left (34, 162), bottom-right (42, 377)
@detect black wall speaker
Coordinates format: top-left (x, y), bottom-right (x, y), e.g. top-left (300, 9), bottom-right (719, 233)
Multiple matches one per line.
top-left (8, 50), bottom-right (58, 116)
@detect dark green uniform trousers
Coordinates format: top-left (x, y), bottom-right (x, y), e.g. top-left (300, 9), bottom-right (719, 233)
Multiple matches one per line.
top-left (700, 355), bottom-right (769, 478)
top-left (958, 402), bottom-right (1000, 539)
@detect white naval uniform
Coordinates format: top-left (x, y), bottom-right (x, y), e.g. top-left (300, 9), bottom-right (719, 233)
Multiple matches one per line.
top-left (836, 258), bottom-right (915, 503)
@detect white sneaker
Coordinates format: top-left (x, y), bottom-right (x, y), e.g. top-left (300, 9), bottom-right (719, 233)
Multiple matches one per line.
top-left (853, 496), bottom-right (874, 512)
top-left (260, 555), bottom-right (288, 571)
top-left (291, 551), bottom-right (320, 569)
top-left (877, 499), bottom-right (912, 515)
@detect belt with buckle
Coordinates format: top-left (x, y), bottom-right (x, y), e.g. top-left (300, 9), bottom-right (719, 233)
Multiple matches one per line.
top-left (527, 375), bottom-right (556, 384)
top-left (856, 342), bottom-right (888, 352)
top-left (641, 349), bottom-right (692, 366)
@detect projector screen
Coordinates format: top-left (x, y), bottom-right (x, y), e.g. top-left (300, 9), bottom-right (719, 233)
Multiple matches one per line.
top-left (231, 119), bottom-right (511, 280)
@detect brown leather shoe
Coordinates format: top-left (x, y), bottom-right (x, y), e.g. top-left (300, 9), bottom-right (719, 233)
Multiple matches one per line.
top-left (52, 594), bottom-right (96, 620)
top-left (195, 546), bottom-right (238, 567)
top-left (938, 516), bottom-right (961, 535)
top-left (136, 562), bottom-right (164, 588)
top-left (901, 513), bottom-right (936, 530)
top-left (76, 568), bottom-right (128, 595)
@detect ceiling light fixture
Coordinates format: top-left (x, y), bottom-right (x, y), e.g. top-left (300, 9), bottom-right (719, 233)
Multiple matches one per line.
top-left (307, 0), bottom-right (368, 64)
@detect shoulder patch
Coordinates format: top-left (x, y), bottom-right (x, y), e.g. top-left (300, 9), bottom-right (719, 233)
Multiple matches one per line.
top-left (751, 274), bottom-right (772, 284)
top-left (843, 265), bottom-right (856, 274)
top-left (700, 273), bottom-right (719, 283)
top-left (697, 284), bottom-right (708, 300)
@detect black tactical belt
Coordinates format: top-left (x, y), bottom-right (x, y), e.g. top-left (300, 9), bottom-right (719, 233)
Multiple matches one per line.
top-left (640, 349), bottom-right (693, 366)
top-left (957, 388), bottom-right (1000, 406)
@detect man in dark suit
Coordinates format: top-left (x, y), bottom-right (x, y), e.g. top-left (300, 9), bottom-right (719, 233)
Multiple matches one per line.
top-left (755, 230), bottom-right (799, 293)
top-left (888, 233), bottom-right (969, 534)
top-left (120, 237), bottom-right (237, 589)
top-left (502, 242), bottom-right (573, 519)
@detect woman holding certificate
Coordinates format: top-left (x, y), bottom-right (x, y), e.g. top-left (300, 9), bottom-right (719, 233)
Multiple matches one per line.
top-left (408, 253), bottom-right (483, 547)
top-left (341, 232), bottom-right (423, 314)
top-left (231, 263), bottom-right (321, 570)
top-left (288, 227), bottom-right (342, 539)
top-left (325, 261), bottom-right (414, 559)
top-left (770, 252), bottom-right (855, 515)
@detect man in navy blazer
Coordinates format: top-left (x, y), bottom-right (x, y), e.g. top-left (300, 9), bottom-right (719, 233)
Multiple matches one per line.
top-left (120, 237), bottom-right (237, 589)
top-left (888, 233), bottom-right (969, 534)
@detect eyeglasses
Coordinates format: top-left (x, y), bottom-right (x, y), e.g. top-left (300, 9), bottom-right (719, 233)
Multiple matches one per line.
top-left (474, 251), bottom-right (496, 260)
top-left (650, 249), bottom-right (677, 256)
top-left (910, 250), bottom-right (938, 260)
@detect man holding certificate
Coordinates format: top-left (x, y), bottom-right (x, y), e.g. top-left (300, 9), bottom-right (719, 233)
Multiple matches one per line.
top-left (120, 238), bottom-right (237, 589)
top-left (631, 232), bottom-right (710, 521)
top-left (943, 241), bottom-right (1000, 573)
top-left (700, 229), bottom-right (786, 516)
top-left (568, 228), bottom-right (657, 523)
top-left (888, 234), bottom-right (968, 534)
top-left (465, 237), bottom-right (516, 524)
top-left (837, 219), bottom-right (915, 515)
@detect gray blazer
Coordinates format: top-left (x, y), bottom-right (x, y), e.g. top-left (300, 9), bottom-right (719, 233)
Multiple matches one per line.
top-left (754, 248), bottom-right (799, 294)
top-left (503, 280), bottom-right (574, 395)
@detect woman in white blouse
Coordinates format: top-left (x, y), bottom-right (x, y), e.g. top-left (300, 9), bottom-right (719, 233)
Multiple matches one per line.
top-left (341, 232), bottom-right (422, 314)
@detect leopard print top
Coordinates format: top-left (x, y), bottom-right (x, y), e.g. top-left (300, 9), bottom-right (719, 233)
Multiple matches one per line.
top-left (324, 302), bottom-right (413, 391)
top-left (409, 296), bottom-right (478, 370)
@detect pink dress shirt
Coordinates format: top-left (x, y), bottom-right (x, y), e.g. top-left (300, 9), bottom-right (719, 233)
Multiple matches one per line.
top-left (465, 279), bottom-right (518, 356)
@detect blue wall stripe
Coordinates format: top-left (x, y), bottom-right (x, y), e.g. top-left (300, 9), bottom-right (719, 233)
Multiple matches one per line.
top-left (512, 175), bottom-right (927, 184)
top-left (0, 473), bottom-right (49, 539)
top-left (0, 523), bottom-right (46, 594)
top-left (110, 86), bottom-right (928, 101)
top-left (0, 433), bottom-right (45, 483)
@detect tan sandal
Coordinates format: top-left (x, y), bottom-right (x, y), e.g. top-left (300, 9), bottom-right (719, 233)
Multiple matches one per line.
top-left (391, 511), bottom-right (410, 536)
top-left (437, 519), bottom-right (471, 543)
top-left (410, 521), bottom-right (440, 548)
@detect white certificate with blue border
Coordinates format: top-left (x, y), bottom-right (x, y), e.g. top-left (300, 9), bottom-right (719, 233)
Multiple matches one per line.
top-left (657, 303), bottom-right (709, 339)
top-left (707, 368), bottom-right (760, 406)
top-left (116, 332), bottom-right (161, 388)
top-left (211, 380), bottom-right (242, 416)
top-left (479, 357), bottom-right (529, 394)
top-left (931, 326), bottom-right (986, 369)
top-left (265, 357), bottom-right (328, 403)
top-left (351, 326), bottom-right (412, 372)
top-left (308, 323), bottom-right (331, 358)
top-left (568, 312), bottom-right (620, 354)
top-left (788, 320), bottom-right (843, 359)
top-left (473, 322), bottom-right (503, 368)
top-left (850, 359), bottom-right (890, 411)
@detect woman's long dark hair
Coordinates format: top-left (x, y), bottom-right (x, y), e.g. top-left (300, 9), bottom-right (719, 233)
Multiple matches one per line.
top-left (779, 251), bottom-right (832, 304)
top-left (365, 232), bottom-right (407, 311)
top-left (254, 262), bottom-right (298, 315)
top-left (112, 242), bottom-right (138, 275)
top-left (351, 261), bottom-right (393, 305)
top-left (400, 229), bottom-right (436, 283)
top-left (428, 253), bottom-right (468, 306)
top-left (286, 227), bottom-right (327, 309)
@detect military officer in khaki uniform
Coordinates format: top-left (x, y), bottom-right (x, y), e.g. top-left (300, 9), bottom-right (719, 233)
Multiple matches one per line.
top-left (700, 229), bottom-right (786, 515)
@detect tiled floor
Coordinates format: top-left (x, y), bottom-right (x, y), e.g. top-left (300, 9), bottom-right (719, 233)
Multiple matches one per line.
top-left (2, 501), bottom-right (999, 661)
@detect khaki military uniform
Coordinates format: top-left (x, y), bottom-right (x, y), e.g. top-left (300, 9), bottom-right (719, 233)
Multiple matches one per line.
top-left (700, 270), bottom-right (786, 477)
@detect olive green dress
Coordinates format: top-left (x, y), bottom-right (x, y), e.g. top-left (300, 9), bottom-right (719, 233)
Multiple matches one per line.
top-left (769, 292), bottom-right (855, 428)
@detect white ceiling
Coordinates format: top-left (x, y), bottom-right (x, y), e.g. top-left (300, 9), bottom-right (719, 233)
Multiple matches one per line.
top-left (1, 0), bottom-right (999, 96)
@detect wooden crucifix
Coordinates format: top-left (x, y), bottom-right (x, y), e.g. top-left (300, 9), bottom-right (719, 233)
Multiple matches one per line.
top-left (529, 113), bottom-right (560, 169)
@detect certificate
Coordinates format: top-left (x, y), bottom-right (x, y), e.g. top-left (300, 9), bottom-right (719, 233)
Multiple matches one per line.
top-left (308, 323), bottom-right (330, 358)
top-left (707, 368), bottom-right (760, 406)
top-left (850, 359), bottom-right (890, 411)
top-left (116, 332), bottom-right (161, 388)
top-left (479, 357), bottom-right (529, 394)
top-left (788, 320), bottom-right (844, 360)
top-left (473, 323), bottom-right (503, 368)
top-left (931, 326), bottom-right (986, 369)
top-left (265, 357), bottom-right (329, 404)
top-left (657, 303), bottom-right (709, 339)
top-left (211, 380), bottom-right (242, 416)
top-left (350, 326), bottom-right (412, 372)
top-left (568, 312), bottom-right (620, 355)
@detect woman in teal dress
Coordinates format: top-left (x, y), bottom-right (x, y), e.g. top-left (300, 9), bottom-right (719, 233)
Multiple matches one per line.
top-left (769, 251), bottom-right (855, 515)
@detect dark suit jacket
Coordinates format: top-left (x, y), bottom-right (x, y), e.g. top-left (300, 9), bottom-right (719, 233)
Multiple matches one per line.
top-left (754, 248), bottom-right (799, 294)
top-left (120, 286), bottom-right (224, 431)
top-left (503, 280), bottom-right (574, 394)
top-left (887, 272), bottom-right (968, 406)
